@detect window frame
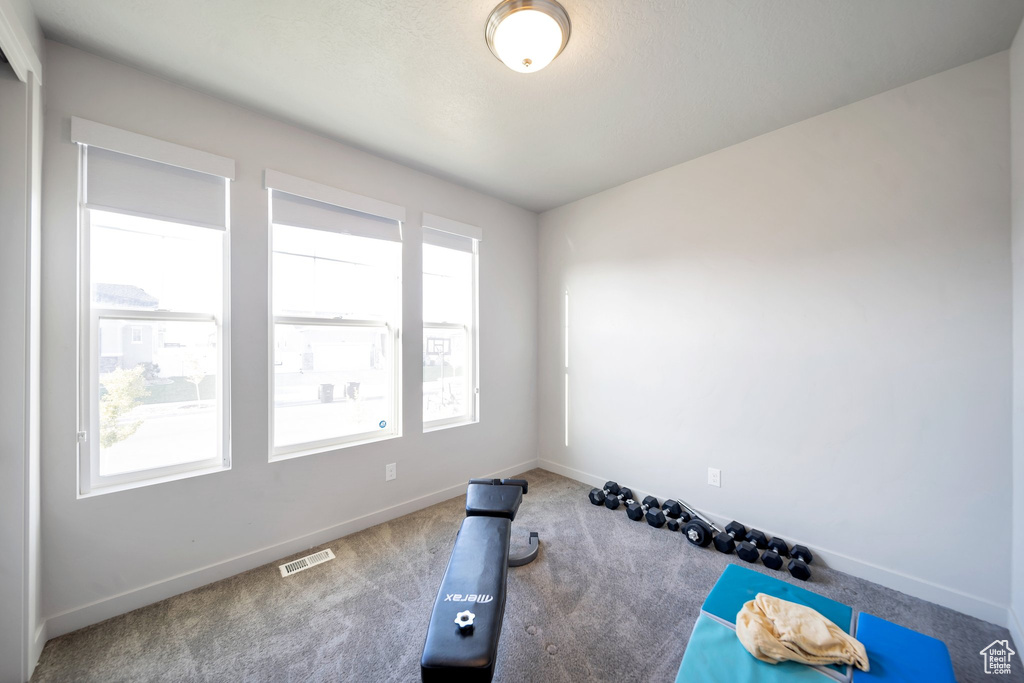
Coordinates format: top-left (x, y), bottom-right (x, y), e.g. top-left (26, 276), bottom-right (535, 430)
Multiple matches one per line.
top-left (269, 312), bottom-right (401, 460)
top-left (265, 171), bottom-right (406, 461)
top-left (76, 141), bottom-right (233, 497)
top-left (422, 216), bottom-right (481, 432)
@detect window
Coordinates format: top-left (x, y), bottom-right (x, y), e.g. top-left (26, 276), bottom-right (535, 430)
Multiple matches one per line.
top-left (268, 171), bottom-right (404, 459)
top-left (74, 118), bottom-right (233, 495)
top-left (564, 289), bottom-right (569, 447)
top-left (422, 214), bottom-right (480, 429)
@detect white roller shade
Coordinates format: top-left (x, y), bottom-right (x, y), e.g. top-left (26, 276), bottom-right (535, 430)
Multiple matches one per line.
top-left (423, 227), bottom-right (476, 253)
top-left (85, 147), bottom-right (229, 229)
top-left (271, 190), bottom-right (402, 242)
top-left (422, 213), bottom-right (482, 253)
top-left (73, 117), bottom-right (234, 230)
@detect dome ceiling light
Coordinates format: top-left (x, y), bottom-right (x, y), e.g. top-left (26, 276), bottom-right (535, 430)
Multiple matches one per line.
top-left (485, 0), bottom-right (571, 74)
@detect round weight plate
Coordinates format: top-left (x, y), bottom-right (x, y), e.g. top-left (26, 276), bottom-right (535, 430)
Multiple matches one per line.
top-left (683, 520), bottom-right (712, 547)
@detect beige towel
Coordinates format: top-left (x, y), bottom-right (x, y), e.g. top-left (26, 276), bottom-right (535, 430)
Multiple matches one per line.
top-left (736, 593), bottom-right (869, 671)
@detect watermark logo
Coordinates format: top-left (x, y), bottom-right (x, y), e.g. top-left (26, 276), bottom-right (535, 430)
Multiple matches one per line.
top-left (980, 639), bottom-right (1015, 675)
top-left (379, 420), bottom-right (387, 429)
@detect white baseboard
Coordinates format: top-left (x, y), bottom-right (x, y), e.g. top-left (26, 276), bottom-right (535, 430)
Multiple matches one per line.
top-left (29, 620), bottom-right (46, 670)
top-left (537, 458), bottom-right (610, 491)
top-left (43, 459), bottom-right (539, 640)
top-left (1008, 606), bottom-right (1023, 651)
top-left (537, 458), bottom-right (1010, 627)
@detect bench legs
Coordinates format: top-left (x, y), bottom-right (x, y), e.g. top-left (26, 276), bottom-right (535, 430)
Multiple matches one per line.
top-left (508, 531), bottom-right (540, 567)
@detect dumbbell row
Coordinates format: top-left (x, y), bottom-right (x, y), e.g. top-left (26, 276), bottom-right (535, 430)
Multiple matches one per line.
top-left (668, 499), bottom-right (814, 581)
top-left (588, 481), bottom-right (636, 510)
top-left (626, 495), bottom-right (660, 521)
top-left (587, 481), bottom-right (814, 581)
top-left (717, 520), bottom-right (813, 581)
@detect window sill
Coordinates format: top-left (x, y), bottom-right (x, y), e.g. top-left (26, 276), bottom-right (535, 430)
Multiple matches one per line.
top-left (79, 461), bottom-right (230, 498)
top-left (270, 431), bottom-right (401, 462)
top-left (423, 417), bottom-right (478, 434)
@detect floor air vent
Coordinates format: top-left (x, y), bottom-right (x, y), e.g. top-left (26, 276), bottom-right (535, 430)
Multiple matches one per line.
top-left (279, 548), bottom-right (335, 577)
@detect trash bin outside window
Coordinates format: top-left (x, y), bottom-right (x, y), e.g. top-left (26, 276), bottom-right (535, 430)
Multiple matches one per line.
top-left (318, 383), bottom-right (334, 403)
top-left (345, 381), bottom-right (361, 400)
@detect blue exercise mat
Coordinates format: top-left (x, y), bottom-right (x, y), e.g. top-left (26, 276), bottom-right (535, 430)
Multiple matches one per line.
top-left (700, 565), bottom-right (856, 679)
top-left (677, 566), bottom-right (958, 683)
top-left (701, 565), bottom-right (854, 635)
top-left (851, 613), bottom-right (955, 683)
top-left (675, 614), bottom-right (831, 683)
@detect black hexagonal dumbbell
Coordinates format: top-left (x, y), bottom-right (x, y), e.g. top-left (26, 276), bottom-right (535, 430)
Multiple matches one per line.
top-left (604, 486), bottom-right (634, 510)
top-left (761, 537), bottom-right (789, 570)
top-left (736, 528), bottom-right (769, 563)
top-left (588, 481), bottom-right (620, 506)
top-left (736, 540), bottom-right (760, 563)
top-left (746, 529), bottom-right (769, 549)
top-left (644, 499), bottom-right (692, 529)
top-left (713, 521), bottom-right (747, 554)
top-left (627, 495), bottom-right (660, 521)
top-left (787, 545), bottom-right (813, 581)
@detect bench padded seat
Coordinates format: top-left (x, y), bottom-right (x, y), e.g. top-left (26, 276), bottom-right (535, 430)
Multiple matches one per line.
top-left (421, 515), bottom-right (511, 682)
top-left (465, 483), bottom-right (523, 520)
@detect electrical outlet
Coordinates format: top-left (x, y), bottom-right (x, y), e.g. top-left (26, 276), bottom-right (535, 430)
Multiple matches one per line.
top-left (708, 467), bottom-right (721, 488)
top-left (385, 463), bottom-right (397, 481)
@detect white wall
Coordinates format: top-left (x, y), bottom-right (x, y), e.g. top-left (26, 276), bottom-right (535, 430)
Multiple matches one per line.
top-left (0, 62), bottom-right (30, 683)
top-left (1009, 17), bottom-right (1024, 651)
top-left (40, 41), bottom-right (538, 636)
top-left (0, 5), bottom-right (44, 679)
top-left (0, 0), bottom-right (42, 72)
top-left (0, 31), bottom-right (42, 683)
top-left (539, 53), bottom-right (1012, 624)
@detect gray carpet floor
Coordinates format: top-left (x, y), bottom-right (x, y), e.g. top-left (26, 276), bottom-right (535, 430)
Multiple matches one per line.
top-left (32, 468), bottom-right (1022, 682)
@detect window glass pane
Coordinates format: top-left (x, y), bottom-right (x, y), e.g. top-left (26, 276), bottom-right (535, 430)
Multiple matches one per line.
top-left (274, 324), bottom-right (394, 448)
top-left (97, 319), bottom-right (218, 476)
top-left (423, 327), bottom-right (469, 423)
top-left (423, 244), bottom-right (472, 324)
top-left (423, 240), bottom-right (475, 426)
top-left (273, 224), bottom-right (400, 320)
top-left (90, 210), bottom-right (222, 314)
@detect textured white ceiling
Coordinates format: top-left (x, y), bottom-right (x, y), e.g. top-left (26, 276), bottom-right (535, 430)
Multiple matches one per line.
top-left (30, 0), bottom-right (1024, 212)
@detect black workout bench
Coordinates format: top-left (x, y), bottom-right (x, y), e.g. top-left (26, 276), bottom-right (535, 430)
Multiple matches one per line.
top-left (420, 478), bottom-right (540, 682)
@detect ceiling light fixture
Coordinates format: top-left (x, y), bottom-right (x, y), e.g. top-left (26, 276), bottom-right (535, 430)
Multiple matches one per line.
top-left (485, 0), bottom-right (571, 74)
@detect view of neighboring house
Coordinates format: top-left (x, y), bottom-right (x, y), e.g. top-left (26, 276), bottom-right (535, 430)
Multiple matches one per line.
top-left (96, 283), bottom-right (158, 373)
top-left (96, 282), bottom-right (216, 380)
